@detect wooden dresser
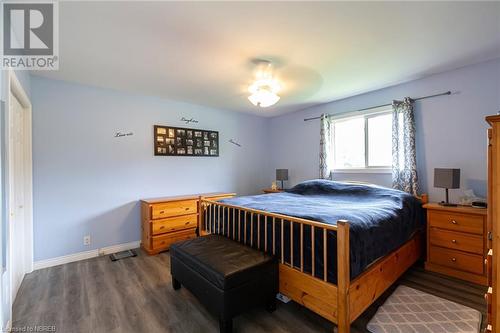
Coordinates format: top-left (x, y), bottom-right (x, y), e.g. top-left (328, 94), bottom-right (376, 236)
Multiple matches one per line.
top-left (486, 115), bottom-right (500, 332)
top-left (141, 192), bottom-right (235, 255)
top-left (424, 203), bottom-right (487, 286)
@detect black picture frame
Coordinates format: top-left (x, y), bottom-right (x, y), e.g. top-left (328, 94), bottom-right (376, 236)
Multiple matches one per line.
top-left (154, 125), bottom-right (219, 157)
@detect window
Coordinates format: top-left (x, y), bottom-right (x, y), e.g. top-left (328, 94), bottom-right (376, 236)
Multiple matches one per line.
top-left (332, 110), bottom-right (392, 171)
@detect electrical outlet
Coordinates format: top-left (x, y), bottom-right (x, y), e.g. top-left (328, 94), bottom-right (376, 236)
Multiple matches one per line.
top-left (83, 235), bottom-right (91, 246)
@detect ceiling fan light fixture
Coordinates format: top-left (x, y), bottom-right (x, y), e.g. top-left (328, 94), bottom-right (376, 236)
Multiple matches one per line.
top-left (248, 61), bottom-right (281, 108)
top-left (248, 80), bottom-right (281, 108)
top-left (248, 79), bottom-right (281, 94)
top-left (248, 88), bottom-right (280, 108)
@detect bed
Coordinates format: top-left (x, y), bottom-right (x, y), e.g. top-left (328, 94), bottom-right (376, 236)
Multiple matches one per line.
top-left (199, 180), bottom-right (426, 333)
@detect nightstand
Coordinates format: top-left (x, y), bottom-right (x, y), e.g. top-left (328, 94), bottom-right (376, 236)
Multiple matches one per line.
top-left (262, 188), bottom-right (284, 194)
top-left (424, 203), bottom-right (487, 285)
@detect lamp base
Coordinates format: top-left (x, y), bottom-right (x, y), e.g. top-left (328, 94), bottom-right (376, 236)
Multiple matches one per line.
top-left (438, 188), bottom-right (457, 207)
top-left (439, 201), bottom-right (458, 207)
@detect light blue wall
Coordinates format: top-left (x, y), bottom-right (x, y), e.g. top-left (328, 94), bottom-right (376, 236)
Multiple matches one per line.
top-left (31, 76), bottom-right (270, 261)
top-left (268, 58), bottom-right (500, 203)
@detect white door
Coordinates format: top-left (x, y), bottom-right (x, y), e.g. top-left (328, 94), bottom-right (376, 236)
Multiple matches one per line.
top-left (9, 91), bottom-right (25, 302)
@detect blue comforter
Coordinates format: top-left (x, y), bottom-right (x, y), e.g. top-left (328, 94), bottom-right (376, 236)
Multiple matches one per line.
top-left (217, 180), bottom-right (424, 282)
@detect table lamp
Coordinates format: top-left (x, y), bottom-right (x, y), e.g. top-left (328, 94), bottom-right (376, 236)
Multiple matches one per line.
top-left (276, 169), bottom-right (288, 190)
top-left (434, 168), bottom-right (460, 206)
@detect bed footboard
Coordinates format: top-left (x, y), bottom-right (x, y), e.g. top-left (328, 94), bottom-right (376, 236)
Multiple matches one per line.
top-left (199, 192), bottom-right (425, 333)
top-left (200, 199), bottom-right (352, 332)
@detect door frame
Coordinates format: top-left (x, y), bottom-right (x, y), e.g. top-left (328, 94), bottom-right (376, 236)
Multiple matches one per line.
top-left (3, 69), bottom-right (33, 309)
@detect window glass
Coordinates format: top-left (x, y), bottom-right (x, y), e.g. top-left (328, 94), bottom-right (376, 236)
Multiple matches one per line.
top-left (333, 117), bottom-right (365, 168)
top-left (332, 110), bottom-right (392, 170)
top-left (367, 113), bottom-right (392, 167)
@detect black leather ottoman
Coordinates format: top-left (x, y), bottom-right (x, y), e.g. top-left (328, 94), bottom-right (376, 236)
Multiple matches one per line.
top-left (170, 235), bottom-right (278, 333)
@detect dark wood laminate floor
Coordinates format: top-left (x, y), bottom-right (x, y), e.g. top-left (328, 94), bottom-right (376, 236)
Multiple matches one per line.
top-left (13, 249), bottom-right (486, 333)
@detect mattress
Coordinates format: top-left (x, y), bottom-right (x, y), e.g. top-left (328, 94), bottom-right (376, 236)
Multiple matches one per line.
top-left (208, 179), bottom-right (424, 282)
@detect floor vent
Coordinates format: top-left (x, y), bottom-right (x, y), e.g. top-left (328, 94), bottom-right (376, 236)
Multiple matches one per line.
top-left (110, 249), bottom-right (137, 262)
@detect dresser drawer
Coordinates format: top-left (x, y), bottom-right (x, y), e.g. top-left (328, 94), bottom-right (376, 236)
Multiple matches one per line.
top-left (429, 228), bottom-right (483, 254)
top-left (151, 200), bottom-right (198, 219)
top-left (428, 211), bottom-right (484, 235)
top-left (429, 246), bottom-right (483, 274)
top-left (152, 214), bottom-right (197, 235)
top-left (152, 229), bottom-right (196, 250)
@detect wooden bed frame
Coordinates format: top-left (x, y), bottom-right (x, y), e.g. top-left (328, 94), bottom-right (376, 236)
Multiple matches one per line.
top-left (199, 194), bottom-right (427, 333)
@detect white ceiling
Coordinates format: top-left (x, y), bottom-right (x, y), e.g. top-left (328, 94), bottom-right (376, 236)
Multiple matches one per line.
top-left (34, 1), bottom-right (500, 117)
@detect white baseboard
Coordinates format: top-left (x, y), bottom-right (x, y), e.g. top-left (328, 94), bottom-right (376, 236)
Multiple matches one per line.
top-left (33, 240), bottom-right (141, 271)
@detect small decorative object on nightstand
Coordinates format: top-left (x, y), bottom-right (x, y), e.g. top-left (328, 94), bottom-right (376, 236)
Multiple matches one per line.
top-left (276, 169), bottom-right (288, 189)
top-left (424, 202), bottom-right (487, 285)
top-left (262, 188), bottom-right (284, 194)
top-left (434, 168), bottom-right (460, 206)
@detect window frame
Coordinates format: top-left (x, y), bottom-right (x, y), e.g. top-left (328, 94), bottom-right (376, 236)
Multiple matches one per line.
top-left (331, 107), bottom-right (392, 174)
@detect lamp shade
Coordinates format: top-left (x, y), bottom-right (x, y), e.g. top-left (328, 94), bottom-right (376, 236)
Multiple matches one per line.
top-left (276, 169), bottom-right (288, 181)
top-left (434, 168), bottom-right (460, 189)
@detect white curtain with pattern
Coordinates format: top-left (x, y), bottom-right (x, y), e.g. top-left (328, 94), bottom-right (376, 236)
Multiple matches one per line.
top-left (392, 98), bottom-right (419, 195)
top-left (319, 114), bottom-right (333, 179)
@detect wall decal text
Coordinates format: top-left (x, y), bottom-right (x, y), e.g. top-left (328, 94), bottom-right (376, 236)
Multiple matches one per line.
top-left (114, 132), bottom-right (134, 138)
top-left (229, 139), bottom-right (241, 147)
top-left (181, 117), bottom-right (199, 124)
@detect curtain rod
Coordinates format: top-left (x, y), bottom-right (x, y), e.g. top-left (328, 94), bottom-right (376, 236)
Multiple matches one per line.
top-left (303, 91), bottom-right (452, 122)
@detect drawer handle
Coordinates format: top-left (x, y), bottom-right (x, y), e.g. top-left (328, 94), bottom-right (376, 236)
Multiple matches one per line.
top-left (185, 221), bottom-right (190, 225)
top-left (451, 220), bottom-right (457, 224)
top-left (160, 241), bottom-right (166, 245)
top-left (185, 207), bottom-right (190, 211)
top-left (451, 239), bottom-right (457, 244)
top-left (159, 226), bottom-right (165, 229)
top-left (160, 210), bottom-right (165, 214)
top-left (451, 257), bottom-right (457, 262)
